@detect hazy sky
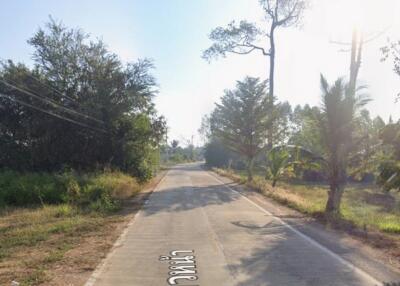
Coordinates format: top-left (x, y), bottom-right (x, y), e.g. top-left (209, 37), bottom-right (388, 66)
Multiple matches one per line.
top-left (1, 0), bottom-right (399, 145)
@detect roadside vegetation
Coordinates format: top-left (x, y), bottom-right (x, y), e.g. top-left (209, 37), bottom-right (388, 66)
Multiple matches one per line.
top-left (200, 0), bottom-right (400, 256)
top-left (213, 168), bottom-right (400, 235)
top-left (0, 170), bottom-right (147, 285)
top-left (160, 139), bottom-right (204, 165)
top-left (0, 19), bottom-right (167, 285)
top-left (0, 171), bottom-right (140, 211)
top-left (0, 18), bottom-right (166, 181)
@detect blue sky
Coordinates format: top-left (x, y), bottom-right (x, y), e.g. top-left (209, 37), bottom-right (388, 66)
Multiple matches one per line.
top-left (1, 0), bottom-right (400, 145)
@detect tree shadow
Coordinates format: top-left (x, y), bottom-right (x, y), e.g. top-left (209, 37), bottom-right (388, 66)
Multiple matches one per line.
top-left (141, 183), bottom-right (241, 216)
top-left (360, 192), bottom-right (397, 212)
top-left (227, 220), bottom-right (384, 286)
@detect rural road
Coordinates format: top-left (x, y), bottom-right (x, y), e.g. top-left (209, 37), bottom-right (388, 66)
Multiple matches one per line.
top-left (86, 163), bottom-right (400, 286)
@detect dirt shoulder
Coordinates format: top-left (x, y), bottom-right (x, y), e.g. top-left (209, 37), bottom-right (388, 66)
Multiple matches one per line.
top-left (209, 169), bottom-right (400, 283)
top-left (0, 170), bottom-right (167, 286)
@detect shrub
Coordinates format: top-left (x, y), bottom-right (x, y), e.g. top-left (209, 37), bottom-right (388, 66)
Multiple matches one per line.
top-left (377, 161), bottom-right (400, 192)
top-left (0, 171), bottom-right (66, 206)
top-left (0, 170), bottom-right (141, 212)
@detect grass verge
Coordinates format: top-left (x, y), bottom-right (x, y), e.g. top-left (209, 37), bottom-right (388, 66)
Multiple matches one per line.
top-left (0, 170), bottom-right (159, 286)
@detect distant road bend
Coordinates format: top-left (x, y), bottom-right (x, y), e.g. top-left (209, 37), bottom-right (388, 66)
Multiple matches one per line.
top-left (86, 163), bottom-right (400, 286)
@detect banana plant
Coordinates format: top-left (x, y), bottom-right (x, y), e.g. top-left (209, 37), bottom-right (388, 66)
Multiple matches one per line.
top-left (265, 147), bottom-right (291, 187)
top-left (265, 145), bottom-right (323, 187)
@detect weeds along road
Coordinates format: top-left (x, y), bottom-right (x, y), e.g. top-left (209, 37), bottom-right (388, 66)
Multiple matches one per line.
top-left (86, 163), bottom-right (400, 286)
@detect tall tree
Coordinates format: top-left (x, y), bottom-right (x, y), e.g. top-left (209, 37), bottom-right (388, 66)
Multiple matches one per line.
top-left (171, 140), bottom-right (179, 151)
top-left (316, 75), bottom-right (370, 214)
top-left (211, 77), bottom-right (273, 181)
top-left (348, 28), bottom-right (364, 95)
top-left (0, 19), bottom-right (166, 180)
top-left (203, 0), bottom-right (307, 104)
top-left (381, 39), bottom-right (400, 100)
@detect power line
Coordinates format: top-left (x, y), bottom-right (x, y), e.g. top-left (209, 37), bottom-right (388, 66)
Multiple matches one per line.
top-left (0, 93), bottom-right (108, 134)
top-left (0, 57), bottom-right (101, 118)
top-left (23, 72), bottom-right (78, 103)
top-left (22, 72), bottom-right (119, 122)
top-left (330, 26), bottom-right (391, 50)
top-left (0, 57), bottom-right (78, 103)
top-left (0, 79), bottom-right (105, 125)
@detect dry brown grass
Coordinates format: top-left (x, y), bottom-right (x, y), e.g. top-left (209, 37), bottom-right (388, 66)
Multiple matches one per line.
top-left (0, 171), bottom-right (165, 286)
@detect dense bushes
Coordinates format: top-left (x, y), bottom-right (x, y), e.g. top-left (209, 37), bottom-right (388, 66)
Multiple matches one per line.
top-left (0, 20), bottom-right (166, 182)
top-left (204, 139), bottom-right (235, 168)
top-left (0, 170), bottom-right (140, 212)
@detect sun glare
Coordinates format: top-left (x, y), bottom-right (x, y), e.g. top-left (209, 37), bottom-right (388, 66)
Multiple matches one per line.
top-left (324, 0), bottom-right (396, 40)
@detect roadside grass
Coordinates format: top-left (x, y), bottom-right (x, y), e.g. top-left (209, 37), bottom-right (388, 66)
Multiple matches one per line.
top-left (213, 168), bottom-right (400, 235)
top-left (0, 204), bottom-right (120, 285)
top-left (0, 170), bottom-right (146, 285)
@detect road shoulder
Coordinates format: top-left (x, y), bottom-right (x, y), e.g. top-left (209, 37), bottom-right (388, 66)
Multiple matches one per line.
top-left (53, 170), bottom-right (168, 286)
top-left (208, 169), bottom-right (400, 284)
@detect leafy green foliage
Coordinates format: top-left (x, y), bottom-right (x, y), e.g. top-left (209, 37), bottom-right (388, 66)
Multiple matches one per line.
top-left (289, 104), bottom-right (324, 155)
top-left (203, 0), bottom-right (308, 61)
top-left (381, 39), bottom-right (400, 100)
top-left (211, 77), bottom-right (274, 181)
top-left (0, 19), bottom-right (166, 181)
top-left (377, 123), bottom-right (400, 191)
top-left (160, 140), bottom-right (203, 164)
top-left (203, 20), bottom-right (264, 61)
top-left (265, 145), bottom-right (322, 186)
top-left (314, 75), bottom-right (370, 214)
top-left (377, 161), bottom-right (400, 192)
top-left (204, 138), bottom-right (235, 168)
top-left (265, 148), bottom-right (291, 187)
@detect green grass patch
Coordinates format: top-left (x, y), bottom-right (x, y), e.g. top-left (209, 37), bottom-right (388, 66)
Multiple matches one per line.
top-left (378, 221), bottom-right (400, 234)
top-left (0, 170), bottom-right (141, 213)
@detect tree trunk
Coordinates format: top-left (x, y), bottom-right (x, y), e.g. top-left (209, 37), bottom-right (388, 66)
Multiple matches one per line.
top-left (272, 178), bottom-right (277, 187)
top-left (325, 184), bottom-right (344, 214)
top-left (349, 28), bottom-right (363, 95)
top-left (247, 157), bottom-right (254, 182)
top-left (267, 24), bottom-right (276, 149)
top-left (269, 25), bottom-right (276, 104)
top-left (325, 166), bottom-right (347, 214)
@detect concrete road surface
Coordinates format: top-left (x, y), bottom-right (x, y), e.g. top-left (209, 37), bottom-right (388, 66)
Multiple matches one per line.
top-left (86, 163), bottom-right (400, 286)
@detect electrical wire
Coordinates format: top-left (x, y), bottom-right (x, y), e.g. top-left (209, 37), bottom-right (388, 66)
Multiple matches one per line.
top-left (0, 57), bottom-right (78, 103)
top-left (22, 72), bottom-right (78, 103)
top-left (0, 79), bottom-right (105, 125)
top-left (0, 93), bottom-right (108, 134)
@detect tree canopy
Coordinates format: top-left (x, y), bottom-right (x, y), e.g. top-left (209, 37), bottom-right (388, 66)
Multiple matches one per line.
top-left (209, 77), bottom-right (274, 180)
top-left (0, 19), bottom-right (166, 180)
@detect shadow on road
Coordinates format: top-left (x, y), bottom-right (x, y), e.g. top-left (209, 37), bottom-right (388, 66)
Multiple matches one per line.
top-left (141, 184), bottom-right (241, 216)
top-left (227, 219), bottom-right (376, 286)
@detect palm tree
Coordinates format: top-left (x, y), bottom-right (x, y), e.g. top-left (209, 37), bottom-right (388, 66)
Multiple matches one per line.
top-left (317, 75), bottom-right (370, 215)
